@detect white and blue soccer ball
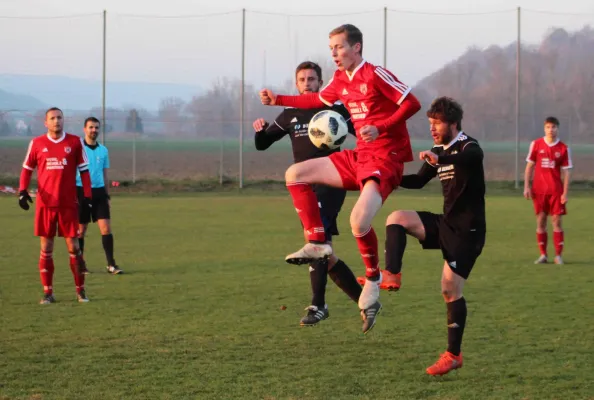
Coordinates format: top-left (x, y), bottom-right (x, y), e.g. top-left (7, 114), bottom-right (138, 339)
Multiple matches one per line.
top-left (308, 110), bottom-right (349, 150)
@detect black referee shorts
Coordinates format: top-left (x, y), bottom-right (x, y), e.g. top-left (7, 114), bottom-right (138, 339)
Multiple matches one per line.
top-left (312, 184), bottom-right (347, 242)
top-left (77, 186), bottom-right (110, 224)
top-left (416, 211), bottom-right (485, 279)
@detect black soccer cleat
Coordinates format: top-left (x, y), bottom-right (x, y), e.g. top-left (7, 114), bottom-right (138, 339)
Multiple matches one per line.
top-left (361, 301), bottom-right (382, 334)
top-left (77, 290), bottom-right (90, 303)
top-left (300, 305), bottom-right (329, 326)
top-left (106, 265), bottom-right (123, 275)
top-left (39, 293), bottom-right (56, 305)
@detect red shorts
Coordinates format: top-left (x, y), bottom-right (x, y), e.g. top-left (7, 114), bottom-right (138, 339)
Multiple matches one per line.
top-left (532, 194), bottom-right (566, 216)
top-left (34, 206), bottom-right (80, 238)
top-left (328, 150), bottom-right (404, 202)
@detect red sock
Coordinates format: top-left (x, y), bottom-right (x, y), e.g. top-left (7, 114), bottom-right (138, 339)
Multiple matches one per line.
top-left (354, 227), bottom-right (380, 278)
top-left (286, 182), bottom-right (325, 243)
top-left (537, 232), bottom-right (548, 256)
top-left (39, 251), bottom-right (54, 295)
top-left (69, 253), bottom-right (85, 293)
top-left (553, 231), bottom-right (564, 256)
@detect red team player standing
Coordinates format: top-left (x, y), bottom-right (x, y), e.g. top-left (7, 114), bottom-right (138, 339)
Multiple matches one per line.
top-left (19, 107), bottom-right (93, 304)
top-left (260, 24), bottom-right (421, 332)
top-left (524, 116), bottom-right (572, 265)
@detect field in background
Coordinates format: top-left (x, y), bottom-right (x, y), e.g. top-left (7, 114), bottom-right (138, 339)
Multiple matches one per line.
top-left (2, 137), bottom-right (594, 182)
top-left (1, 192), bottom-right (593, 400)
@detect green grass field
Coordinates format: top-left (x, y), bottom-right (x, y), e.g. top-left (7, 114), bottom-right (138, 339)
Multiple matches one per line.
top-left (1, 192), bottom-right (593, 400)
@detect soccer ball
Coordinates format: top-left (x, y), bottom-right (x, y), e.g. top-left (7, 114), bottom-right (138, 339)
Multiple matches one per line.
top-left (308, 110), bottom-right (348, 150)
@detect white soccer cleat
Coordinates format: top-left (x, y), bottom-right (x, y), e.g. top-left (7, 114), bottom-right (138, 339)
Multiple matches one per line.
top-left (285, 243), bottom-right (332, 265)
top-left (554, 255), bottom-right (564, 265)
top-left (358, 273), bottom-right (382, 310)
top-left (534, 254), bottom-right (548, 264)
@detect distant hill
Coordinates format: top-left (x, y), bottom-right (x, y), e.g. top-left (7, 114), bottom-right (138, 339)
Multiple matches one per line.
top-left (0, 88), bottom-right (47, 110)
top-left (409, 26), bottom-right (594, 142)
top-left (0, 74), bottom-right (203, 112)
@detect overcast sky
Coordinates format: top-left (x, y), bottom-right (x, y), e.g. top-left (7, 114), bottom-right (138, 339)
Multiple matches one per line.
top-left (1, 0), bottom-right (593, 89)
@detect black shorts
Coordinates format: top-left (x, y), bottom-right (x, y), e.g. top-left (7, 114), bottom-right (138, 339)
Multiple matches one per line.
top-left (417, 211), bottom-right (485, 279)
top-left (312, 184), bottom-right (347, 242)
top-left (77, 187), bottom-right (110, 224)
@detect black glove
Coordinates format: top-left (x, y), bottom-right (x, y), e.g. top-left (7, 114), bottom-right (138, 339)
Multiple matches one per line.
top-left (83, 197), bottom-right (93, 210)
top-left (18, 190), bottom-right (33, 211)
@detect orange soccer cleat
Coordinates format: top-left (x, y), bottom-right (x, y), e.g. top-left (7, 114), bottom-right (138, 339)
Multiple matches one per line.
top-left (426, 351), bottom-right (463, 376)
top-left (357, 270), bottom-right (401, 291)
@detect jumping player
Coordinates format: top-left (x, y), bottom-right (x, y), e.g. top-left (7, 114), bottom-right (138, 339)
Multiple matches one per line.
top-left (378, 97), bottom-right (486, 375)
top-left (77, 117), bottom-right (123, 275)
top-left (524, 116), bottom-right (572, 264)
top-left (19, 107), bottom-right (93, 304)
top-left (253, 61), bottom-right (362, 327)
top-left (260, 24), bottom-right (421, 332)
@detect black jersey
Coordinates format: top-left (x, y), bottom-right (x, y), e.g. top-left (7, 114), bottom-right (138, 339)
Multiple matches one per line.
top-left (254, 103), bottom-right (355, 163)
top-left (400, 132), bottom-right (486, 231)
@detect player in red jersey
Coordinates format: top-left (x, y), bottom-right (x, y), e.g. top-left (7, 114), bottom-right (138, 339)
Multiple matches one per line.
top-left (524, 116), bottom-right (572, 265)
top-left (19, 107), bottom-right (93, 304)
top-left (260, 24), bottom-right (421, 331)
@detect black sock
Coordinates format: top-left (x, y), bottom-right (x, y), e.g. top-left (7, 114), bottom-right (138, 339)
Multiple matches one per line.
top-left (79, 238), bottom-right (85, 254)
top-left (447, 297), bottom-right (467, 356)
top-left (310, 259), bottom-right (328, 308)
top-left (328, 259), bottom-right (362, 303)
top-left (102, 234), bottom-right (116, 266)
top-left (385, 224), bottom-right (407, 274)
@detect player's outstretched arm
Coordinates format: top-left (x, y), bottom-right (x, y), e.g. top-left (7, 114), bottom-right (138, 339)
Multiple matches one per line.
top-left (436, 142), bottom-right (483, 166)
top-left (253, 117), bottom-right (287, 151)
top-left (400, 161), bottom-right (437, 189)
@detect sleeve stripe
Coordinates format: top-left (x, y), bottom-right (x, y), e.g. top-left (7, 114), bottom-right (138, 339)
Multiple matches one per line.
top-left (374, 67), bottom-right (409, 94)
top-left (564, 147), bottom-right (573, 169)
top-left (79, 138), bottom-right (90, 164)
top-left (462, 141), bottom-right (479, 150)
top-left (525, 140), bottom-right (536, 163)
top-left (273, 120), bottom-right (287, 132)
top-left (22, 164), bottom-right (34, 171)
top-left (22, 139), bottom-right (34, 170)
top-left (318, 94), bottom-right (333, 107)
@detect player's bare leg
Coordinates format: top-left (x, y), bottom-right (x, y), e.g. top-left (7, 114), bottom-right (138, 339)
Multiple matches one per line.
top-left (551, 215), bottom-right (564, 264)
top-left (426, 262), bottom-right (466, 376)
top-left (535, 212), bottom-right (548, 264)
top-left (98, 218), bottom-right (122, 274)
top-left (65, 237), bottom-right (89, 302)
top-left (350, 180), bottom-right (383, 333)
top-left (284, 157), bottom-right (343, 264)
top-left (39, 237), bottom-right (56, 304)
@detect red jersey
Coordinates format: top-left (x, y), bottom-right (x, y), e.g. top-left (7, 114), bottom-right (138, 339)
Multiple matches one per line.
top-left (277, 60), bottom-right (415, 162)
top-left (22, 132), bottom-right (89, 208)
top-left (526, 137), bottom-right (572, 195)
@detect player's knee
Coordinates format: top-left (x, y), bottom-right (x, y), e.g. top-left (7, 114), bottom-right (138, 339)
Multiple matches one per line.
top-left (349, 211), bottom-right (371, 236)
top-left (386, 210), bottom-right (406, 226)
top-left (285, 164), bottom-right (301, 183)
top-left (552, 216), bottom-right (562, 230)
top-left (441, 281), bottom-right (462, 302)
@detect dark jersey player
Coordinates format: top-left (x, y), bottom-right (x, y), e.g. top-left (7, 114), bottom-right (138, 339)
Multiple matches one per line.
top-left (378, 97), bottom-right (486, 375)
top-left (253, 61), bottom-right (363, 327)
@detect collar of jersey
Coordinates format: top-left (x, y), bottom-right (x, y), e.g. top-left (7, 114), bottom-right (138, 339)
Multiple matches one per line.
top-left (434, 131), bottom-right (464, 150)
top-left (46, 132), bottom-right (66, 144)
top-left (345, 59), bottom-right (366, 81)
top-left (542, 137), bottom-right (560, 147)
top-left (84, 140), bottom-right (100, 150)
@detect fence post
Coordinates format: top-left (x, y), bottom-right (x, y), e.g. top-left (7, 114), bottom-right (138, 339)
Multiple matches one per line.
top-left (102, 10), bottom-right (107, 146)
top-left (515, 6), bottom-right (521, 189)
top-left (383, 7), bottom-right (388, 68)
top-left (239, 8), bottom-right (246, 189)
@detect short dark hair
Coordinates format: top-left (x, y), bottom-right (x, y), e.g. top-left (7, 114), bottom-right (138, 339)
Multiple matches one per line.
top-left (45, 107), bottom-right (63, 117)
top-left (84, 116), bottom-right (100, 127)
top-left (295, 61), bottom-right (322, 81)
top-left (329, 24), bottom-right (363, 55)
top-left (544, 116), bottom-right (560, 127)
top-left (426, 97), bottom-right (464, 130)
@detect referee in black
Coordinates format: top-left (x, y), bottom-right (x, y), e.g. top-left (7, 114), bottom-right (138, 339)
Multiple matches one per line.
top-left (382, 96), bottom-right (486, 375)
top-left (253, 61), bottom-right (366, 329)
